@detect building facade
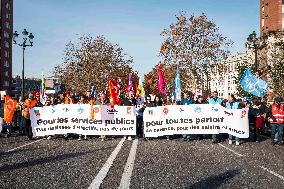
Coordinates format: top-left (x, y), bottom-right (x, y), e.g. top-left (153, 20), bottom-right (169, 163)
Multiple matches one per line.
top-left (11, 75), bottom-right (41, 99)
top-left (0, 0), bottom-right (13, 92)
top-left (260, 0), bottom-right (284, 36)
top-left (210, 53), bottom-right (253, 99)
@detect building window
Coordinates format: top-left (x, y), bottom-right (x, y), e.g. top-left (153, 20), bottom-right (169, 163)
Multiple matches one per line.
top-left (4, 71), bottom-right (9, 77)
top-left (4, 51), bottom-right (10, 57)
top-left (4, 31), bottom-right (10, 38)
top-left (4, 80), bottom-right (9, 86)
top-left (5, 41), bottom-right (9, 48)
top-left (12, 80), bottom-right (17, 84)
top-left (6, 13), bottom-right (10, 19)
top-left (6, 2), bottom-right (10, 10)
top-left (5, 22), bottom-right (10, 29)
top-left (4, 60), bottom-right (9, 67)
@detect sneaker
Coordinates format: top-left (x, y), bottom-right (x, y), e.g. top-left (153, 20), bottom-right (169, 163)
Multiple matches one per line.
top-left (84, 135), bottom-right (87, 140)
top-left (78, 136), bottom-right (82, 141)
top-left (128, 136), bottom-right (132, 141)
top-left (278, 142), bottom-right (283, 146)
top-left (271, 141), bottom-right (276, 146)
top-left (236, 141), bottom-right (240, 146)
top-left (101, 138), bottom-right (105, 141)
top-left (47, 136), bottom-right (52, 140)
top-left (229, 140), bottom-right (233, 145)
top-left (123, 136), bottom-right (127, 140)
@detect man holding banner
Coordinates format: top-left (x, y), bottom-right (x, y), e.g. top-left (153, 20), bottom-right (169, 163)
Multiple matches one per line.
top-left (181, 91), bottom-right (195, 141)
top-left (269, 96), bottom-right (284, 145)
top-left (226, 94), bottom-right (242, 146)
top-left (208, 91), bottom-right (223, 143)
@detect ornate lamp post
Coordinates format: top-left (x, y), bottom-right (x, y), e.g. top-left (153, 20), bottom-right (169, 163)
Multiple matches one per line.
top-left (13, 29), bottom-right (34, 99)
top-left (246, 31), bottom-right (268, 72)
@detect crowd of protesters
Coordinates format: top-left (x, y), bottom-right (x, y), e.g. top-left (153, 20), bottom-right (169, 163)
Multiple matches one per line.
top-left (0, 90), bottom-right (283, 146)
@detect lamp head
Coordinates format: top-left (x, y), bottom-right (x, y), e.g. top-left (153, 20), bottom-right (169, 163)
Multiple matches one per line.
top-left (13, 31), bottom-right (19, 44)
top-left (22, 29), bottom-right (28, 36)
top-left (28, 33), bottom-right (34, 45)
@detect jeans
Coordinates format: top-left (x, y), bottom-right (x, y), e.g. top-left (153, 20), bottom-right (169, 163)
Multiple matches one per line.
top-left (229, 134), bottom-right (239, 142)
top-left (271, 124), bottom-right (284, 143)
top-left (136, 116), bottom-right (143, 137)
top-left (17, 115), bottom-right (24, 134)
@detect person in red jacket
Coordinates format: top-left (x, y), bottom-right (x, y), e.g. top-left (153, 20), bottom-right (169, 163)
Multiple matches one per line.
top-left (269, 96), bottom-right (284, 145)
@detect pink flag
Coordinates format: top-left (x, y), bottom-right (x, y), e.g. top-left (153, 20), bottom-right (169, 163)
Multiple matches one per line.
top-left (157, 66), bottom-right (167, 95)
top-left (128, 73), bottom-right (133, 92)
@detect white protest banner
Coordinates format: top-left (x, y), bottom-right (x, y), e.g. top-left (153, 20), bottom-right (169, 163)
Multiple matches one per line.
top-left (143, 104), bottom-right (249, 138)
top-left (30, 104), bottom-right (136, 137)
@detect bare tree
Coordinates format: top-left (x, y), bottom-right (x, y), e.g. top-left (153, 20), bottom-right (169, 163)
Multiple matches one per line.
top-left (159, 12), bottom-right (233, 95)
top-left (54, 35), bottom-right (139, 94)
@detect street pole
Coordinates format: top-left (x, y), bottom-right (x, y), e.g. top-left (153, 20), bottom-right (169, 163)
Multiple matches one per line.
top-left (254, 44), bottom-right (258, 72)
top-left (13, 29), bottom-right (34, 100)
top-left (22, 47), bottom-right (25, 98)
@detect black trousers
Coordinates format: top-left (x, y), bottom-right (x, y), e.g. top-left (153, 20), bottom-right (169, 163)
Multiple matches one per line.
top-left (136, 116), bottom-right (143, 137)
top-left (253, 127), bottom-right (261, 142)
top-left (23, 117), bottom-right (32, 139)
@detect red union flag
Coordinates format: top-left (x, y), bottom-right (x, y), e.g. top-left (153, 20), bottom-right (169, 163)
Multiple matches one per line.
top-left (109, 80), bottom-right (120, 108)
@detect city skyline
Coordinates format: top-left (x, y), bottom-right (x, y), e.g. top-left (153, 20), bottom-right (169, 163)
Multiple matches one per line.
top-left (13, 0), bottom-right (259, 79)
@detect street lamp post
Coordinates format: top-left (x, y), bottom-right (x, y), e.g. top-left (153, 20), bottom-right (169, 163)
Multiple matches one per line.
top-left (13, 29), bottom-right (34, 99)
top-left (246, 31), bottom-right (268, 72)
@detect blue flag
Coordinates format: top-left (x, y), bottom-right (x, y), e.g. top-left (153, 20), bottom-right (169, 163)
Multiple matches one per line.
top-left (239, 68), bottom-right (268, 97)
top-left (90, 83), bottom-right (95, 98)
top-left (173, 65), bottom-right (182, 101)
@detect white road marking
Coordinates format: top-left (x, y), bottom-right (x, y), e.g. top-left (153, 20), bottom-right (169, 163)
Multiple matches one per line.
top-left (88, 138), bottom-right (125, 189)
top-left (6, 139), bottom-right (44, 153)
top-left (260, 166), bottom-right (284, 181)
top-left (218, 143), bottom-right (244, 157)
top-left (118, 139), bottom-right (139, 189)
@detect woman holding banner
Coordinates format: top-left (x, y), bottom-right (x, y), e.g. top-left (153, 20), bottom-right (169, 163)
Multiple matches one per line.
top-left (78, 95), bottom-right (88, 141)
top-left (226, 94), bottom-right (242, 146)
top-left (95, 93), bottom-right (109, 141)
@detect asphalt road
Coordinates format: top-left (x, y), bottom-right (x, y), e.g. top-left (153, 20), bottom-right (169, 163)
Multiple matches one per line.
top-left (0, 135), bottom-right (283, 189)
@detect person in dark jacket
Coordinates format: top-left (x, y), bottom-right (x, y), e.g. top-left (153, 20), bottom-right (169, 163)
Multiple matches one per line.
top-left (122, 90), bottom-right (136, 140)
top-left (181, 91), bottom-right (195, 141)
top-left (250, 101), bottom-right (266, 142)
top-left (154, 96), bottom-right (163, 106)
top-left (122, 90), bottom-right (136, 107)
top-left (145, 96), bottom-right (155, 107)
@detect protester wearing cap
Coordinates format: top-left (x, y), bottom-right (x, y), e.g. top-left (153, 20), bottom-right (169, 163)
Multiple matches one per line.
top-left (268, 96), bottom-right (284, 145)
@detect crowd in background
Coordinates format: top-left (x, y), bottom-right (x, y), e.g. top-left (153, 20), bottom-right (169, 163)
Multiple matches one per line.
top-left (0, 90), bottom-right (283, 146)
